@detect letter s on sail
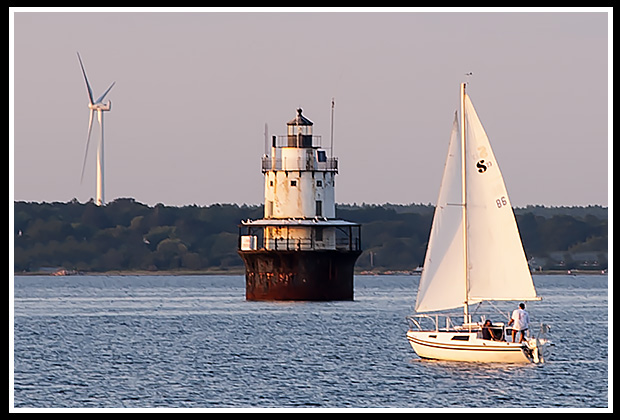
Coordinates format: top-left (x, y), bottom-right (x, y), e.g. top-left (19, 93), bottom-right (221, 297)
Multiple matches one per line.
top-left (476, 159), bottom-right (488, 173)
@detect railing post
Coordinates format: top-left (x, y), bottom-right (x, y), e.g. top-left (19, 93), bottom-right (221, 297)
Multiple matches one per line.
top-left (348, 226), bottom-right (352, 251)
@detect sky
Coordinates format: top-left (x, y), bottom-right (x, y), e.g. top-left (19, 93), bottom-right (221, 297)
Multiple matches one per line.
top-left (10, 8), bottom-right (611, 208)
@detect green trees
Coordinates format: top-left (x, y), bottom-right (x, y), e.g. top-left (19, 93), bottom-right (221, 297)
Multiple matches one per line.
top-left (13, 199), bottom-right (262, 273)
top-left (337, 205), bottom-right (433, 271)
top-left (13, 200), bottom-right (607, 273)
top-left (337, 204), bottom-right (608, 272)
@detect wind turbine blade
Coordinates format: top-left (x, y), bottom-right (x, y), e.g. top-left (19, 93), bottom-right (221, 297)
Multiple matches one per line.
top-left (95, 81), bottom-right (116, 104)
top-left (80, 109), bottom-right (95, 183)
top-left (76, 52), bottom-right (94, 105)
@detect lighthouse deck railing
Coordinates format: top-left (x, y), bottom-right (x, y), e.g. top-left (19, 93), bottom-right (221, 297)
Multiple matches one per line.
top-left (262, 237), bottom-right (361, 252)
top-left (239, 224), bottom-right (361, 252)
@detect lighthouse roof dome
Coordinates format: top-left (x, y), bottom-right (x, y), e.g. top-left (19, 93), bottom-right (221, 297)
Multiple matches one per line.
top-left (287, 108), bottom-right (313, 126)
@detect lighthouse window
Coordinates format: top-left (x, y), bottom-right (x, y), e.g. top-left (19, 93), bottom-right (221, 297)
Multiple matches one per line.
top-left (288, 125), bottom-right (311, 136)
top-left (317, 180), bottom-right (322, 187)
top-left (290, 180), bottom-right (297, 187)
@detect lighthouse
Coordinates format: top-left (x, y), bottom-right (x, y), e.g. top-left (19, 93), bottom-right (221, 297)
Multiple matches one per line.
top-left (238, 108), bottom-right (362, 300)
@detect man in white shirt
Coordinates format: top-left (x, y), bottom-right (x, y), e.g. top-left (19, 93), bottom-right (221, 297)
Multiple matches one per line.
top-left (508, 302), bottom-right (530, 343)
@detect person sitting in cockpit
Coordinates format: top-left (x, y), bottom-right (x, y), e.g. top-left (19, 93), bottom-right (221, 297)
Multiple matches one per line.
top-left (481, 319), bottom-right (502, 341)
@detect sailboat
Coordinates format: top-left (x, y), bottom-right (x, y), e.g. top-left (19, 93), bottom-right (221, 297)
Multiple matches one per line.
top-left (406, 83), bottom-right (551, 364)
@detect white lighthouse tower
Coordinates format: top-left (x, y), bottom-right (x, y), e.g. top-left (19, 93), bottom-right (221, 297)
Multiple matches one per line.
top-left (238, 108), bottom-right (362, 300)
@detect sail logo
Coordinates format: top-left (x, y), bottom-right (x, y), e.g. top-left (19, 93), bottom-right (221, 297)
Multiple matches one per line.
top-left (476, 159), bottom-right (491, 173)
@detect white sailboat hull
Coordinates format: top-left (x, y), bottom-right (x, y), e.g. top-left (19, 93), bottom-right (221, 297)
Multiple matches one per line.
top-left (407, 330), bottom-right (544, 363)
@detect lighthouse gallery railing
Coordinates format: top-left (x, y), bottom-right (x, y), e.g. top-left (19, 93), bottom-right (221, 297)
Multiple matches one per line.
top-left (261, 156), bottom-right (338, 173)
top-left (238, 224), bottom-right (361, 252)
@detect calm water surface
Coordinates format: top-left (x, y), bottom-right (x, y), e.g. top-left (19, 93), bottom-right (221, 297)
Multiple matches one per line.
top-left (12, 275), bottom-right (609, 409)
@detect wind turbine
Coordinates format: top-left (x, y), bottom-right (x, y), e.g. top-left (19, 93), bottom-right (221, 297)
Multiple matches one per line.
top-left (77, 52), bottom-right (115, 206)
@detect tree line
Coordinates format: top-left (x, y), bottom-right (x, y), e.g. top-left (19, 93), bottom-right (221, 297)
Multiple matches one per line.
top-left (13, 199), bottom-right (608, 273)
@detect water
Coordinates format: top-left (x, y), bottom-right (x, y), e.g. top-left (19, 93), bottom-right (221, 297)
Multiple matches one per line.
top-left (12, 275), bottom-right (609, 409)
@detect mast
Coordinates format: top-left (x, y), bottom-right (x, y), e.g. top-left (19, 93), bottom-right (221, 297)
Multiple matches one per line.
top-left (460, 82), bottom-right (470, 324)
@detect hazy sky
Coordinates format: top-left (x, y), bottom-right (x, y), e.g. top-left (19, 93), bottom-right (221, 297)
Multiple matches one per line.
top-left (10, 8), bottom-right (610, 207)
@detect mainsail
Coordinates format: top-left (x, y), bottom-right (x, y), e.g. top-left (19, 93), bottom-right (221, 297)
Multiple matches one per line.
top-left (415, 86), bottom-right (539, 314)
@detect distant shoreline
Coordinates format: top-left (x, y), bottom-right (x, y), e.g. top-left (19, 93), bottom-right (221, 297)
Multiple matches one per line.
top-left (13, 268), bottom-right (608, 277)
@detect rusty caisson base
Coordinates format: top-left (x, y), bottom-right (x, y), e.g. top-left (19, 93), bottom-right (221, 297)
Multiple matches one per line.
top-left (238, 249), bottom-right (362, 301)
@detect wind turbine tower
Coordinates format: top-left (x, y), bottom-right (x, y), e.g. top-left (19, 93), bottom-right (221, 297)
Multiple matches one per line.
top-left (77, 52), bottom-right (115, 206)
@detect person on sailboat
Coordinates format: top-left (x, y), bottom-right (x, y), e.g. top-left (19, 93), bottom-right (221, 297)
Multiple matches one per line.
top-left (481, 320), bottom-right (502, 341)
top-left (508, 303), bottom-right (530, 343)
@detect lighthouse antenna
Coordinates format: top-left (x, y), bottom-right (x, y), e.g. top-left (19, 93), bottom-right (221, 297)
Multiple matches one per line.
top-left (264, 123), bottom-right (269, 156)
top-left (330, 97), bottom-right (335, 157)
